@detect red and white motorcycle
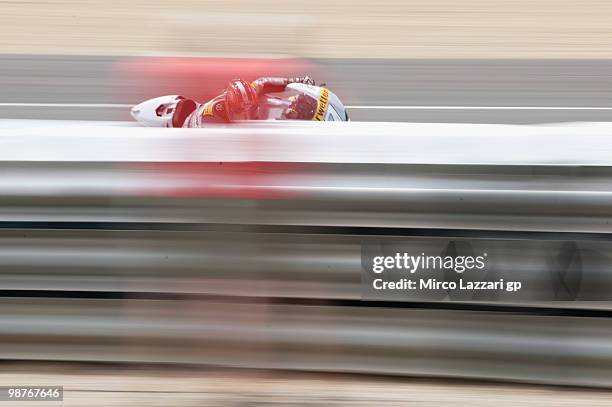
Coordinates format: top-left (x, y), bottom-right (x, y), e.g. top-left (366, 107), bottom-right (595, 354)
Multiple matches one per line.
top-left (130, 83), bottom-right (349, 127)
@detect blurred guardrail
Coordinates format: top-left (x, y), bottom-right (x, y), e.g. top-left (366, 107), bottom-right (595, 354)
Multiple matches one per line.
top-left (3, 297), bottom-right (612, 388)
top-left (1, 121), bottom-right (612, 386)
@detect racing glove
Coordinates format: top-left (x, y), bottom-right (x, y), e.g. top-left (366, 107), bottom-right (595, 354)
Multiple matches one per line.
top-left (251, 76), bottom-right (317, 95)
top-left (289, 76), bottom-right (315, 86)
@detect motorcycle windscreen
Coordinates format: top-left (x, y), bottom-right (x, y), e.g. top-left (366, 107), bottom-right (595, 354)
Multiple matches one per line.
top-left (258, 90), bottom-right (317, 121)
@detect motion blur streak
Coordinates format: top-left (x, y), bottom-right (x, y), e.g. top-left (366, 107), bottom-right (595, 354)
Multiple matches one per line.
top-left (115, 57), bottom-right (318, 103)
top-left (133, 162), bottom-right (310, 199)
top-left (1, 121), bottom-right (612, 391)
top-left (3, 299), bottom-right (612, 387)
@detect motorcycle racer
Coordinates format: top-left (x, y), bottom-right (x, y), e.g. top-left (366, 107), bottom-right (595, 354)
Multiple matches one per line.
top-left (174, 76), bottom-right (315, 127)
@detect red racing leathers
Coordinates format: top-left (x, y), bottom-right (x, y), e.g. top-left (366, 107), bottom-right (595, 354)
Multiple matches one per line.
top-left (180, 77), bottom-right (312, 127)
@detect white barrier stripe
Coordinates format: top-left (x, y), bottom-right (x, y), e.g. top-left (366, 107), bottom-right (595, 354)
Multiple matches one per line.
top-left (4, 121), bottom-right (612, 165)
top-left (1, 103), bottom-right (612, 110)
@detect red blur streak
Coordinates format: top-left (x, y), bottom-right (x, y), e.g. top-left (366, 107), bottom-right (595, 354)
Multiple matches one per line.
top-left (125, 162), bottom-right (315, 200)
top-left (114, 56), bottom-right (320, 102)
top-left (114, 56), bottom-right (322, 200)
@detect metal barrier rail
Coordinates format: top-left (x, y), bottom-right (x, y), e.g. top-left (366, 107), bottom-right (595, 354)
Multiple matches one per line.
top-left (2, 162), bottom-right (612, 233)
top-left (2, 297), bottom-right (612, 388)
top-left (0, 229), bottom-right (611, 303)
top-left (2, 122), bottom-right (612, 232)
top-left (1, 121), bottom-right (612, 386)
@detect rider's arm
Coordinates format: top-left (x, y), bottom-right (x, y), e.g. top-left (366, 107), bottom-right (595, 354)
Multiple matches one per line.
top-left (197, 94), bottom-right (230, 124)
top-left (251, 76), bottom-right (314, 95)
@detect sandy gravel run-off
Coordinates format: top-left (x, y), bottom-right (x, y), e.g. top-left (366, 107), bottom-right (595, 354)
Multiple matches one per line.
top-left (2, 0), bottom-right (612, 58)
top-left (1, 365), bottom-right (612, 407)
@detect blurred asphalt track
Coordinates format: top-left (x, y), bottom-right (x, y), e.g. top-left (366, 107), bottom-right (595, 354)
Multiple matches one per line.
top-left (0, 55), bottom-right (611, 124)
